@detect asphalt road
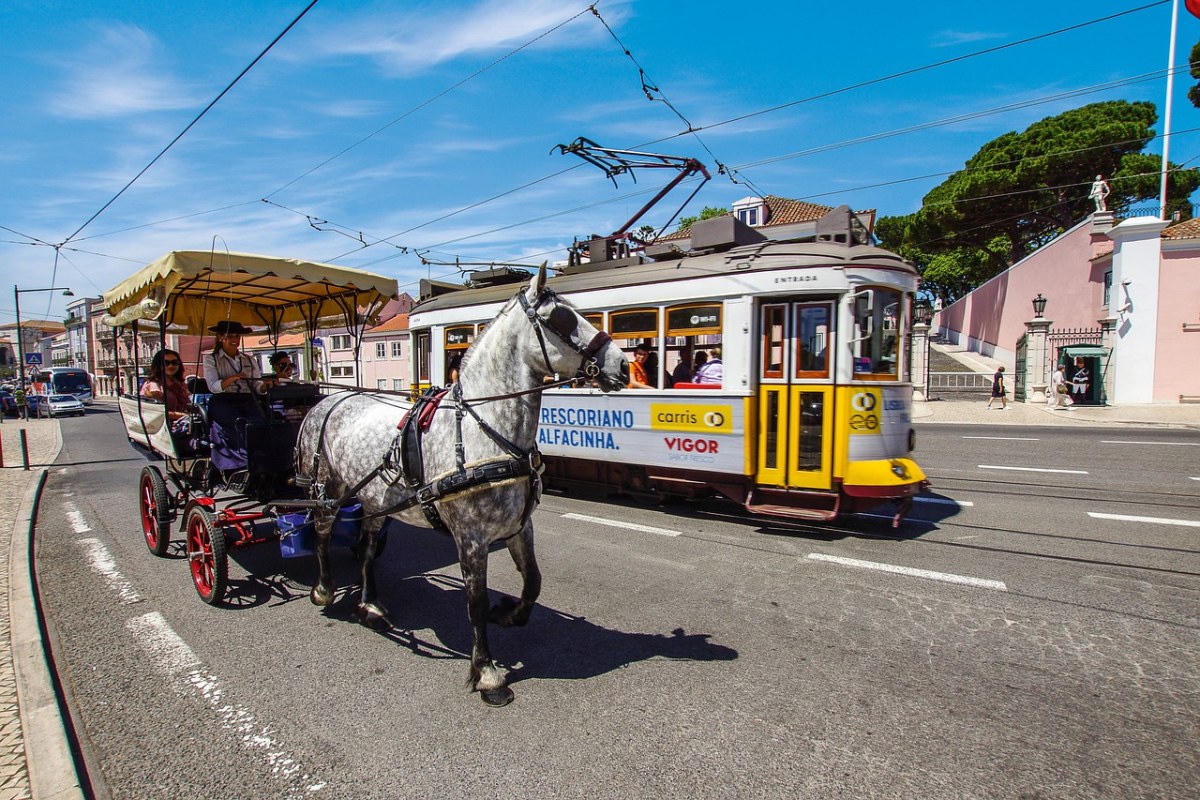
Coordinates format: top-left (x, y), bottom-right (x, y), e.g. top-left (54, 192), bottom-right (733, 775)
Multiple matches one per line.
top-left (32, 407), bottom-right (1200, 799)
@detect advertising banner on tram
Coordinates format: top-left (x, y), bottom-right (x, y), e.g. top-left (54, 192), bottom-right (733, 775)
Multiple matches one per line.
top-left (537, 392), bottom-right (747, 474)
top-left (844, 384), bottom-right (913, 461)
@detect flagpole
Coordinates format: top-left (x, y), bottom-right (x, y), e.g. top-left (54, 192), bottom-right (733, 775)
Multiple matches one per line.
top-left (1160, 0), bottom-right (1180, 220)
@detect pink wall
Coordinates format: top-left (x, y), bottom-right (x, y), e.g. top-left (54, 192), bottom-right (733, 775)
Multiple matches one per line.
top-left (934, 219), bottom-right (1113, 366)
top-left (1154, 249), bottom-right (1200, 401)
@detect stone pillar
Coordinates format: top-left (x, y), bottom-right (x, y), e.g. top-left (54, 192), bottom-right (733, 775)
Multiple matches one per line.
top-left (1024, 317), bottom-right (1052, 403)
top-left (1098, 315), bottom-right (1117, 405)
top-left (911, 321), bottom-right (930, 401)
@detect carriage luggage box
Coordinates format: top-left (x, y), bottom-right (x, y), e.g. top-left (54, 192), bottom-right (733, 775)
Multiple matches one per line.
top-left (277, 503), bottom-right (363, 558)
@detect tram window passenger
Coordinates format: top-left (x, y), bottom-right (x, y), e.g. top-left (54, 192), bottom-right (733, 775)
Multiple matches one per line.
top-left (669, 347), bottom-right (693, 387)
top-left (644, 350), bottom-right (660, 388)
top-left (693, 346), bottom-right (723, 385)
top-left (141, 349), bottom-right (191, 429)
top-left (628, 345), bottom-right (653, 389)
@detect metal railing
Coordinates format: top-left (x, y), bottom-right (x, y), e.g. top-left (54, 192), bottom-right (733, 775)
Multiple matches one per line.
top-left (928, 372), bottom-right (992, 393)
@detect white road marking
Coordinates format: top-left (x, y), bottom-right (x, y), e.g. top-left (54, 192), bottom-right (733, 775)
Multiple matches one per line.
top-left (77, 538), bottom-right (141, 604)
top-left (963, 436), bottom-right (1039, 441)
top-left (562, 512), bottom-right (681, 537)
top-left (1191, 477), bottom-right (1200, 481)
top-left (127, 612), bottom-right (325, 795)
top-left (63, 501), bottom-right (91, 533)
top-left (1087, 511), bottom-right (1200, 528)
top-left (914, 497), bottom-right (975, 507)
top-left (978, 464), bottom-right (1088, 474)
top-left (1100, 440), bottom-right (1200, 446)
top-left (807, 553), bottom-right (1007, 591)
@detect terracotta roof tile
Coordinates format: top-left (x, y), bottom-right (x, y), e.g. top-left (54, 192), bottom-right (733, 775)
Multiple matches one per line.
top-left (367, 313), bottom-right (409, 334)
top-left (1162, 216), bottom-right (1200, 239)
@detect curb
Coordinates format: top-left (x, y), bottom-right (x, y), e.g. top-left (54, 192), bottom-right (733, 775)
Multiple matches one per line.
top-left (8, 426), bottom-right (85, 799)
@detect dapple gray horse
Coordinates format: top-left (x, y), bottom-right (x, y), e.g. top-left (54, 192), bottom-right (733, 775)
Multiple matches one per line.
top-left (295, 265), bottom-right (627, 705)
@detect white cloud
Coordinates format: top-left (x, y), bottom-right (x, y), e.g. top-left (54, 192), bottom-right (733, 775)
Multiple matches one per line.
top-left (931, 30), bottom-right (1004, 48)
top-left (47, 23), bottom-right (199, 119)
top-left (302, 0), bottom-right (627, 75)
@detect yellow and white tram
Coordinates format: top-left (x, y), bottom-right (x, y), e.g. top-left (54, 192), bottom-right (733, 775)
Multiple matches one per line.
top-left (407, 213), bottom-right (928, 524)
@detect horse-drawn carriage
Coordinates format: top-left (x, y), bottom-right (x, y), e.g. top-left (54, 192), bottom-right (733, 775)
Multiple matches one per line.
top-left (106, 252), bottom-right (628, 704)
top-left (104, 250), bottom-right (399, 605)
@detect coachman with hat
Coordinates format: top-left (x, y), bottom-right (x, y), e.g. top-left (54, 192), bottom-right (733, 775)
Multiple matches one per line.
top-left (202, 319), bottom-right (273, 478)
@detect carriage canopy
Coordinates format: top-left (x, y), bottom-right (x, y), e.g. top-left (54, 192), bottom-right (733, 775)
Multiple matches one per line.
top-left (102, 250), bottom-right (399, 334)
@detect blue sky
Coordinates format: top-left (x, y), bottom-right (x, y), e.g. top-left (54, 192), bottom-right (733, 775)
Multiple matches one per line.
top-left (1, 0), bottom-right (1196, 323)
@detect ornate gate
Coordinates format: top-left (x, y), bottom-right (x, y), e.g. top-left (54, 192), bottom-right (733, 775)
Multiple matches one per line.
top-left (1014, 333), bottom-right (1027, 402)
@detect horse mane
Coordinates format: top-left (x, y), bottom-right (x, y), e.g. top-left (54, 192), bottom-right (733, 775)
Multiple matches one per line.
top-left (457, 286), bottom-right (578, 378)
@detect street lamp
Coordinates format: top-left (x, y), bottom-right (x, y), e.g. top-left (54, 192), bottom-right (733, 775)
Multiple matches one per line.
top-left (14, 285), bottom-right (74, 390)
top-left (912, 298), bottom-right (933, 325)
top-left (1032, 293), bottom-right (1047, 319)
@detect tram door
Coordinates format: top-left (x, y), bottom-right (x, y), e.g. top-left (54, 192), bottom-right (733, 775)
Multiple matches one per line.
top-left (757, 302), bottom-right (835, 490)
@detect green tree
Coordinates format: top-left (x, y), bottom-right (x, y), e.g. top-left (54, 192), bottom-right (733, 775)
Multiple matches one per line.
top-left (676, 206), bottom-right (729, 232)
top-left (877, 101), bottom-right (1200, 303)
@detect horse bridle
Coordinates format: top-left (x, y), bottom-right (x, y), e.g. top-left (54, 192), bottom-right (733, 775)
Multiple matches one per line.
top-left (516, 287), bottom-right (612, 380)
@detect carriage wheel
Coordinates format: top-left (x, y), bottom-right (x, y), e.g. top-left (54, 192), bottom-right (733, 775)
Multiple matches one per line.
top-left (138, 466), bottom-right (171, 556)
top-left (185, 506), bottom-right (227, 605)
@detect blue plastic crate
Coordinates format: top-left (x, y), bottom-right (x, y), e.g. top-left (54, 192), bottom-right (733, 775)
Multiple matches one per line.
top-left (277, 512), bottom-right (314, 558)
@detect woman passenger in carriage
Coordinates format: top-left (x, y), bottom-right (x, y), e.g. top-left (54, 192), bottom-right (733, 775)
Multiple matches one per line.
top-left (141, 349), bottom-right (191, 430)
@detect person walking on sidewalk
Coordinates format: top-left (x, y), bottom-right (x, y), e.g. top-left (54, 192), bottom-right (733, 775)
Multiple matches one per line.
top-left (986, 366), bottom-right (1008, 410)
top-left (1047, 363), bottom-right (1071, 409)
top-left (13, 386), bottom-right (28, 420)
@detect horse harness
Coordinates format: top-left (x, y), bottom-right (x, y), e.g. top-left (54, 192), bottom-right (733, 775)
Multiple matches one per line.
top-left (302, 286), bottom-right (605, 532)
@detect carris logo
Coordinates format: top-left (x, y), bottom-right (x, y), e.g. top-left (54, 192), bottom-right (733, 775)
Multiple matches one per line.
top-left (664, 437), bottom-right (720, 453)
top-left (851, 392), bottom-right (877, 412)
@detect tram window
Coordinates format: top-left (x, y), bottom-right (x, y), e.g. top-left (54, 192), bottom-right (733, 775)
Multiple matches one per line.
top-left (610, 309), bottom-right (658, 338)
top-left (415, 332), bottom-right (431, 383)
top-left (582, 312), bottom-right (604, 330)
top-left (795, 304), bottom-right (831, 379)
top-left (853, 287), bottom-right (901, 380)
top-left (762, 304), bottom-right (786, 379)
top-left (444, 325), bottom-right (475, 350)
top-left (796, 392), bottom-right (825, 471)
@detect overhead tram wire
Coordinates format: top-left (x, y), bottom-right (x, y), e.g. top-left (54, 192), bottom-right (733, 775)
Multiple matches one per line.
top-left (279, 3), bottom-right (1182, 270)
top-left (57, 0), bottom-right (321, 249)
top-left (285, 4), bottom-right (1171, 268)
top-left (732, 65), bottom-right (1188, 173)
top-left (264, 4), bottom-right (597, 202)
top-left (637, 0), bottom-right (1171, 149)
top-left (66, 200), bottom-right (261, 245)
top-left (587, 6), bottom-right (768, 199)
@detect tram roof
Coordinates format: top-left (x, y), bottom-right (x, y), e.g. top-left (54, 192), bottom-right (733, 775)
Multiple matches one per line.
top-left (101, 250), bottom-right (399, 334)
top-left (411, 240), bottom-right (915, 316)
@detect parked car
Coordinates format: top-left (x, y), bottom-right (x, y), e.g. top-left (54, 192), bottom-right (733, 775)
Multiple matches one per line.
top-left (44, 394), bottom-right (86, 418)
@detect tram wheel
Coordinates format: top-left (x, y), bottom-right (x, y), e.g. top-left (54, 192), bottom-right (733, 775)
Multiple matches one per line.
top-left (138, 466), bottom-right (171, 557)
top-left (185, 506), bottom-right (227, 605)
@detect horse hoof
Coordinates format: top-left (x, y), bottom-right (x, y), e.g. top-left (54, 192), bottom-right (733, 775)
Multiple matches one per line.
top-left (480, 686), bottom-right (514, 707)
top-left (310, 587), bottom-right (334, 607)
top-left (357, 603), bottom-right (392, 631)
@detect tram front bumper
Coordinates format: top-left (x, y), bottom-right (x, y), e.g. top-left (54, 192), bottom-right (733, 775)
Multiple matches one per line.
top-left (841, 458), bottom-right (928, 498)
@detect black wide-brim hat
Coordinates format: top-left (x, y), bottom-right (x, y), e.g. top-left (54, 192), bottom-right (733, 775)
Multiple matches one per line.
top-left (208, 320), bottom-right (255, 335)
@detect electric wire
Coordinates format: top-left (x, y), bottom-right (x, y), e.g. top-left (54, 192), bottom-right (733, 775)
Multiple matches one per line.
top-left (59, 0), bottom-right (321, 248)
top-left (263, 4), bottom-right (597, 201)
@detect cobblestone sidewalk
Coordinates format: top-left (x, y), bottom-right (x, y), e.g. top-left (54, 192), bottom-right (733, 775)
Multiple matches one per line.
top-left (0, 418), bottom-right (61, 800)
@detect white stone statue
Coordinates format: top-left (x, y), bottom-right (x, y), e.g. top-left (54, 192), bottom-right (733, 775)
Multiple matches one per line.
top-left (1088, 175), bottom-right (1110, 213)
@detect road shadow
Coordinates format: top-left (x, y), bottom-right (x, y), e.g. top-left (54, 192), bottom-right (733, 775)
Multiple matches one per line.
top-left (303, 521), bottom-right (738, 685)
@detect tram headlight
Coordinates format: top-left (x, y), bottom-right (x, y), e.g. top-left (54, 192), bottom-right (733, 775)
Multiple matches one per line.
top-left (891, 460), bottom-right (909, 479)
